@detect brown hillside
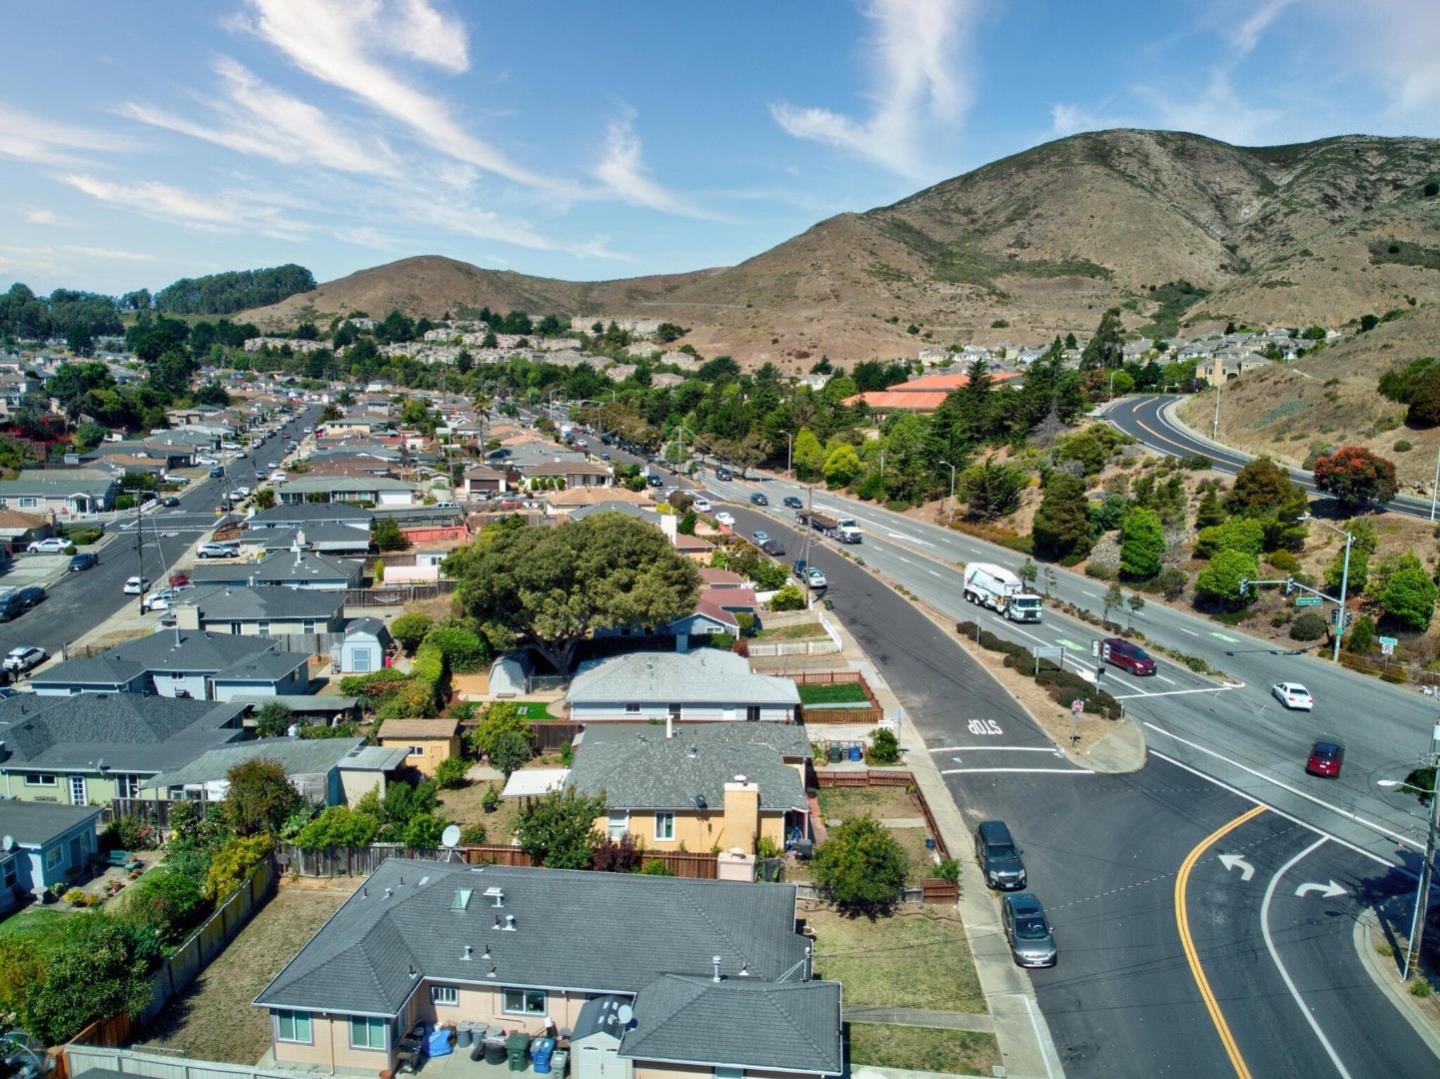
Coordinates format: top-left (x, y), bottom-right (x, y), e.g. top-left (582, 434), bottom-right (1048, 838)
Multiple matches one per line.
top-left (1175, 305), bottom-right (1440, 490)
top-left (245, 130), bottom-right (1440, 367)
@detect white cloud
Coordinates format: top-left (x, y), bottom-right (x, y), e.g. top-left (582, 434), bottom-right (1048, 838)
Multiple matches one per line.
top-left (56, 173), bottom-right (309, 240)
top-left (25, 209), bottom-right (64, 225)
top-left (61, 245), bottom-right (157, 263)
top-left (334, 225), bottom-right (400, 249)
top-left (1332, 0), bottom-right (1440, 114)
top-left (1148, 72), bottom-right (1283, 145)
top-left (1233, 0), bottom-right (1297, 56)
top-left (770, 0), bottom-right (977, 178)
top-left (121, 58), bottom-right (396, 176)
top-left (593, 112), bottom-right (714, 219)
top-left (242, 0), bottom-right (556, 189)
top-left (0, 103), bottom-right (130, 165)
top-left (1049, 103), bottom-right (1132, 136)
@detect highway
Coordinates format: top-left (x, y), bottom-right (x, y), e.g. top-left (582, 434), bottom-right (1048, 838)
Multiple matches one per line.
top-left (1105, 393), bottom-right (1438, 520)
top-left (0, 406), bottom-right (320, 662)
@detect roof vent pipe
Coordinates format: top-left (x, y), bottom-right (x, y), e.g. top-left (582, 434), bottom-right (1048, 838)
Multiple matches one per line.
top-left (462, 945), bottom-right (473, 961)
top-left (383, 887), bottom-right (393, 900)
top-left (712, 955), bottom-right (723, 983)
top-left (503, 913), bottom-right (516, 931)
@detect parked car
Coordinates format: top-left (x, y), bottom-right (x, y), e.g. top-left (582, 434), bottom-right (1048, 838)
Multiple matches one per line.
top-left (210, 466), bottom-right (225, 478)
top-left (1101, 637), bottom-right (1157, 676)
top-left (760, 538), bottom-right (786, 557)
top-left (646, 474), bottom-right (664, 488)
top-left (715, 511), bottom-right (736, 527)
top-left (123, 576), bottom-right (151, 595)
top-left (1271, 682), bottom-right (1313, 711)
top-left (16, 586), bottom-right (45, 609)
top-left (1306, 740), bottom-right (1344, 778)
top-left (805, 566), bottom-right (828, 589)
top-left (750, 491), bottom-right (769, 506)
top-left (26, 537), bottom-right (71, 554)
top-left (692, 496), bottom-right (712, 512)
top-left (1001, 893), bottom-right (1057, 968)
top-left (3, 646), bottom-right (46, 673)
top-left (783, 495), bottom-right (804, 509)
top-left (197, 542), bottom-right (238, 559)
top-left (68, 552), bottom-right (98, 572)
top-left (195, 456), bottom-right (218, 466)
top-left (975, 820), bottom-right (1027, 890)
top-left (752, 530), bottom-right (771, 545)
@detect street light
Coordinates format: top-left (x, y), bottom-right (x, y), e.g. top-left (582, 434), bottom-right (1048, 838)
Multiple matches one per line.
top-left (1300, 513), bottom-right (1352, 662)
top-left (1378, 726), bottom-right (1440, 982)
top-left (785, 432), bottom-right (794, 477)
top-left (1211, 381), bottom-right (1221, 440)
top-left (940, 460), bottom-right (957, 520)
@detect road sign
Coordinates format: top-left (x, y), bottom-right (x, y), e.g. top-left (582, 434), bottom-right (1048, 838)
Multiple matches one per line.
top-left (1381, 641), bottom-right (1395, 656)
top-left (1295, 596), bottom-right (1322, 607)
top-left (1379, 636), bottom-right (1399, 647)
top-left (1071, 699), bottom-right (1085, 716)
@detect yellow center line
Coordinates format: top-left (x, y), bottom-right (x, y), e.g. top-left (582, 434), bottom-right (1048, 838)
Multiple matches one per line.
top-left (1175, 803), bottom-right (1266, 1079)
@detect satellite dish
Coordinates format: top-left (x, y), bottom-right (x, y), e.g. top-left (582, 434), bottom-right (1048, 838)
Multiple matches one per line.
top-left (1, 835), bottom-right (14, 853)
top-left (441, 824), bottom-right (462, 848)
top-left (617, 1004), bottom-right (634, 1026)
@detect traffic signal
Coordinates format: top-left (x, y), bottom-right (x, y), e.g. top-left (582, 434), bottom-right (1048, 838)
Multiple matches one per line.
top-left (1239, 577), bottom-right (1250, 594)
top-left (1331, 608), bottom-right (1353, 629)
top-left (1284, 577), bottom-right (1295, 595)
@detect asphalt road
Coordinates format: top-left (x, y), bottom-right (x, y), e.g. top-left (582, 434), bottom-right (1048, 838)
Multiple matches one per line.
top-left (0, 407), bottom-right (320, 662)
top-left (1105, 393), bottom-right (1437, 519)
top-left (711, 500), bottom-right (1437, 1079)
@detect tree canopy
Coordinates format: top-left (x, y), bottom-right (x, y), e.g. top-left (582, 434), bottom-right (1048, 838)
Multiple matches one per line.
top-left (153, 264), bottom-right (316, 315)
top-left (445, 514), bottom-right (701, 672)
top-left (1312, 446), bottom-right (1398, 509)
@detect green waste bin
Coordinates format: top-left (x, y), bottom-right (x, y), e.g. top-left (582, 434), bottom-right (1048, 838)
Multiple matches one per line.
top-left (507, 1031), bottom-right (531, 1071)
top-left (827, 744), bottom-right (842, 763)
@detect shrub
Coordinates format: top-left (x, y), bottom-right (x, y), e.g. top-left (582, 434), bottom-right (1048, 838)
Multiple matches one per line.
top-left (127, 863), bottom-right (209, 946)
top-left (435, 756), bottom-right (469, 789)
top-left (1195, 549), bottom-right (1258, 608)
top-left (294, 806), bottom-right (380, 849)
top-left (482, 786), bottom-right (501, 813)
top-left (459, 823), bottom-right (488, 846)
top-left (867, 728), bottom-right (901, 765)
top-left (1120, 507), bottom-right (1165, 579)
top-left (1265, 549), bottom-right (1301, 573)
top-left (203, 834), bottom-right (274, 901)
top-left (1347, 614), bottom-right (1377, 654)
top-left (339, 668), bottom-right (409, 698)
top-left (1085, 562), bottom-right (1118, 581)
top-left (591, 835), bottom-right (643, 873)
top-left (1394, 439), bottom-right (1414, 452)
top-left (17, 914), bottom-right (162, 1045)
top-left (812, 816), bottom-right (909, 914)
top-left (390, 612), bottom-right (434, 653)
top-left (640, 858), bottom-right (677, 876)
top-left (423, 623), bottom-right (490, 672)
top-left (1156, 567), bottom-right (1188, 600)
top-left (516, 788), bottom-right (607, 869)
top-left (936, 858), bottom-right (960, 883)
top-left (768, 583), bottom-right (807, 611)
top-left (101, 815), bottom-right (159, 852)
top-left (1194, 517), bottom-right (1265, 559)
top-left (1289, 611), bottom-right (1328, 641)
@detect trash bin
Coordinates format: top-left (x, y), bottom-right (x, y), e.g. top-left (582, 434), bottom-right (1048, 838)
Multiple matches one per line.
top-left (550, 1049), bottom-right (569, 1078)
top-left (457, 1025), bottom-right (473, 1049)
top-left (848, 744), bottom-right (862, 762)
top-left (827, 744), bottom-right (842, 763)
top-left (470, 1040), bottom-right (485, 1062)
top-left (484, 1038), bottom-right (508, 1066)
top-left (531, 1037), bottom-right (556, 1074)
top-left (506, 1031), bottom-right (531, 1071)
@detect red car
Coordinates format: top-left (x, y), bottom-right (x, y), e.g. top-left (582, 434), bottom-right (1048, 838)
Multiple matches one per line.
top-left (1102, 637), bottom-right (1157, 676)
top-left (1306, 741), bottom-right (1344, 778)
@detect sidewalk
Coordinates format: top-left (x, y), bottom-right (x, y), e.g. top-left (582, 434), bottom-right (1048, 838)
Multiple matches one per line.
top-left (823, 610), bottom-right (1065, 1079)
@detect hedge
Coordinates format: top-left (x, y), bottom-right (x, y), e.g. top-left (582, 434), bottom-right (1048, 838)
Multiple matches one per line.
top-left (957, 620), bottom-right (1123, 720)
top-left (422, 625), bottom-right (490, 673)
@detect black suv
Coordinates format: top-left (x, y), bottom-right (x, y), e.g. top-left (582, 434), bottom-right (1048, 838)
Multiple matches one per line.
top-left (975, 820), bottom-right (1027, 890)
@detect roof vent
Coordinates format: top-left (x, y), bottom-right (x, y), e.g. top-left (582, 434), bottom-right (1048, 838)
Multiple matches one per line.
top-left (484, 886), bottom-right (504, 907)
top-left (482, 944), bottom-right (492, 961)
top-left (734, 774), bottom-right (747, 784)
top-left (493, 915), bottom-right (502, 930)
top-left (487, 964), bottom-right (497, 979)
top-left (739, 962), bottom-right (751, 978)
top-left (462, 945), bottom-right (473, 961)
top-left (383, 887), bottom-right (393, 900)
top-left (712, 955), bottom-right (723, 983)
top-left (695, 794), bottom-right (707, 810)
top-left (408, 963), bottom-right (418, 979)
top-left (688, 745), bottom-right (699, 758)
top-left (503, 913), bottom-right (517, 931)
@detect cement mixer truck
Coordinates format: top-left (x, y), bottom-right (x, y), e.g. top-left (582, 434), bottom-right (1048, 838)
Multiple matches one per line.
top-left (961, 562), bottom-right (1043, 622)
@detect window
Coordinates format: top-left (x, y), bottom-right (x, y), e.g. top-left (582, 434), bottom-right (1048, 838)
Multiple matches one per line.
top-left (349, 1017), bottom-right (388, 1051)
top-left (606, 811), bottom-right (628, 841)
top-left (502, 989), bottom-right (547, 1016)
top-left (408, 746), bottom-right (426, 757)
top-left (654, 812), bottom-right (675, 841)
top-left (625, 703), bottom-right (640, 714)
top-left (745, 706), bottom-right (760, 723)
top-left (275, 1010), bottom-right (312, 1044)
top-left (18, 497), bottom-right (37, 509)
top-left (303, 620), bottom-right (316, 634)
top-left (44, 845), bottom-right (64, 870)
top-left (229, 622), bottom-right (242, 634)
top-left (714, 1070), bottom-right (743, 1079)
top-left (258, 621), bottom-right (271, 635)
top-left (430, 985), bottom-right (459, 1006)
top-left (24, 773), bottom-right (57, 787)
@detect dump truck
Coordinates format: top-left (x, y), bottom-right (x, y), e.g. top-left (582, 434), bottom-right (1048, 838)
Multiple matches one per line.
top-left (796, 509), bottom-right (863, 544)
top-left (961, 562), bottom-right (1043, 622)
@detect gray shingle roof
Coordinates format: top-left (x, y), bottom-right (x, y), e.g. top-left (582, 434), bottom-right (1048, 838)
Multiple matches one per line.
top-left (580, 721), bottom-right (811, 760)
top-left (146, 736), bottom-right (366, 790)
top-left (619, 975), bottom-right (842, 1075)
top-left (0, 694), bottom-right (246, 772)
top-left (0, 800), bottom-right (105, 846)
top-left (247, 524), bottom-right (372, 552)
top-left (183, 585), bottom-right (344, 622)
top-left (278, 476), bottom-right (414, 495)
top-left (188, 550), bottom-right (361, 586)
top-left (0, 469), bottom-right (116, 497)
top-left (568, 727), bottom-right (806, 813)
top-left (251, 503), bottom-right (374, 528)
top-left (569, 503), bottom-right (660, 523)
top-left (253, 859), bottom-right (809, 1016)
top-left (32, 630), bottom-right (307, 687)
top-left (567, 651), bottom-right (800, 707)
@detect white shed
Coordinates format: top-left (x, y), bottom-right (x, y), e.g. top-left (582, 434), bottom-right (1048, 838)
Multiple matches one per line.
top-left (571, 995), bottom-right (633, 1079)
top-left (339, 618), bottom-right (392, 673)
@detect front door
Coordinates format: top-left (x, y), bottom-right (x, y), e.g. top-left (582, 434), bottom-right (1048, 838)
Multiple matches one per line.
top-left (69, 774), bottom-right (87, 806)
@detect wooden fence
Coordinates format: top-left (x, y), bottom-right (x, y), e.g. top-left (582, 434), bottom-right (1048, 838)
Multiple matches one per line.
top-left (277, 842), bottom-right (719, 880)
top-left (798, 671), bottom-right (883, 725)
top-left (345, 581), bottom-right (457, 606)
top-left (64, 1047), bottom-right (296, 1079)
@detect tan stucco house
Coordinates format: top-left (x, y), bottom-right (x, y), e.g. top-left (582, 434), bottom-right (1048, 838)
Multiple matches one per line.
top-left (377, 718), bottom-right (461, 777)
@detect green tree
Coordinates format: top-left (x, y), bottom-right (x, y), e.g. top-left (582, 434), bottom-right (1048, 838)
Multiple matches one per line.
top-left (1225, 457), bottom-right (1309, 549)
top-left (1194, 549), bottom-right (1258, 608)
top-left (1193, 517), bottom-right (1265, 559)
top-left (402, 813), bottom-right (450, 849)
top-left (792, 427), bottom-right (825, 480)
top-left (958, 457), bottom-right (1026, 520)
top-left (1126, 591), bottom-right (1146, 628)
top-left (516, 788), bottom-right (607, 869)
top-left (1313, 446), bottom-right (1398, 509)
top-left (294, 806), bottom-right (381, 849)
top-left (253, 487), bottom-right (276, 510)
top-left (255, 701), bottom-right (293, 739)
top-left (1018, 558), bottom-right (1039, 590)
top-left (823, 442), bottom-right (861, 487)
top-left (445, 514), bottom-right (700, 672)
top-left (222, 758), bottom-right (302, 837)
top-left (18, 915), bottom-right (162, 1045)
top-left (1103, 582), bottom-right (1124, 623)
top-left (811, 816), bottom-right (909, 914)
top-left (372, 517), bottom-right (408, 550)
top-left (1195, 487), bottom-right (1226, 528)
top-left (1378, 558), bottom-right (1438, 630)
top-left (1119, 507), bottom-right (1165, 579)
top-left (390, 612), bottom-right (434, 653)
top-left (489, 730), bottom-right (534, 776)
top-left (1080, 307), bottom-right (1125, 369)
top-left (1031, 472), bottom-right (1091, 561)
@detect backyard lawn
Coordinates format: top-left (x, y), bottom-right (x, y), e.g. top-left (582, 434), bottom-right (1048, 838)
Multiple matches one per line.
top-left (805, 904), bottom-right (985, 1013)
top-left (816, 785), bottom-right (919, 822)
top-left (753, 622), bottom-right (826, 641)
top-left (848, 1024), bottom-right (1000, 1075)
top-left (0, 907), bottom-right (73, 949)
top-left (141, 880), bottom-right (356, 1064)
top-left (797, 682), bottom-right (868, 705)
top-left (437, 778), bottom-right (524, 845)
top-left (508, 700), bottom-right (556, 720)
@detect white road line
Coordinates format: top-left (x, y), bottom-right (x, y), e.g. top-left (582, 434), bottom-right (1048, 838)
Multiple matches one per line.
top-left (940, 767), bottom-right (1094, 775)
top-left (1145, 726), bottom-right (1423, 851)
top-left (928, 569), bottom-right (944, 577)
top-left (895, 555), bottom-right (914, 565)
top-left (1022, 993), bottom-right (1059, 1079)
top-left (929, 745), bottom-right (1066, 754)
top-left (1180, 628), bottom-right (1201, 637)
top-left (1260, 837), bottom-right (1356, 1079)
top-left (1111, 685), bottom-right (1238, 700)
top-left (1148, 751), bottom-right (1398, 871)
top-left (1156, 674), bottom-right (1177, 686)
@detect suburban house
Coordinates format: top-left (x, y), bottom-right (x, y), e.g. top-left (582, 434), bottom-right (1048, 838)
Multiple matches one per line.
top-left (339, 617), bottom-right (393, 673)
top-left (143, 738), bottom-right (408, 808)
top-left (188, 549), bottom-right (363, 590)
top-left (167, 587), bottom-right (345, 637)
top-left (662, 597), bottom-right (741, 643)
top-left (518, 460), bottom-right (613, 490)
top-left (28, 630), bottom-right (312, 701)
top-left (841, 370), bottom-right (1023, 414)
top-left (565, 722), bottom-right (810, 855)
top-left (276, 476), bottom-right (416, 506)
top-left (0, 801), bottom-right (105, 907)
top-left (1194, 352), bottom-right (1270, 386)
top-left (376, 718), bottom-right (461, 777)
top-left (253, 860), bottom-right (843, 1078)
top-left (0, 694), bottom-right (247, 805)
top-left (670, 531), bottom-right (715, 563)
top-left (462, 465), bottom-right (512, 499)
top-left (0, 469), bottom-right (118, 515)
top-left (568, 500), bottom-right (662, 526)
top-left (566, 651), bottom-right (800, 723)
top-left (0, 508), bottom-right (53, 550)
top-left (246, 502), bottom-right (373, 554)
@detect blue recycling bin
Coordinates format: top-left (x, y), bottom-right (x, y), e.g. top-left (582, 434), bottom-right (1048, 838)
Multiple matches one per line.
top-left (427, 1026), bottom-right (454, 1057)
top-left (531, 1037), bottom-right (557, 1074)
top-left (848, 744), bottom-right (862, 762)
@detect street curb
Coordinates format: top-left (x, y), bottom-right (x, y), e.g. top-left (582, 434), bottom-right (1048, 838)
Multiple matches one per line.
top-left (1156, 396), bottom-right (1265, 463)
top-left (1352, 909), bottom-right (1440, 1058)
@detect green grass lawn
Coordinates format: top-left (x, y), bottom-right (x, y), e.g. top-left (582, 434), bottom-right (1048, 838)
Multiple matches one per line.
top-left (798, 682), bottom-right (869, 705)
top-left (806, 905), bottom-right (984, 1013)
top-left (510, 701), bottom-right (556, 720)
top-left (848, 1024), bottom-right (1000, 1075)
top-left (753, 622), bottom-right (826, 641)
top-left (0, 908), bottom-right (74, 951)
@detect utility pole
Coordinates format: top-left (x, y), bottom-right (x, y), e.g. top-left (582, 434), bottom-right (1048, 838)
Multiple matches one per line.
top-left (1430, 443), bottom-right (1440, 522)
top-left (785, 432), bottom-right (794, 477)
top-left (802, 482), bottom-right (815, 611)
top-left (125, 486), bottom-right (146, 615)
top-left (1211, 381), bottom-right (1221, 440)
top-left (1379, 723), bottom-right (1440, 983)
top-left (1302, 513), bottom-right (1353, 661)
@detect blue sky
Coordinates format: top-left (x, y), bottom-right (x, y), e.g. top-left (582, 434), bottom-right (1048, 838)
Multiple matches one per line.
top-left (2, 0), bottom-right (1436, 296)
